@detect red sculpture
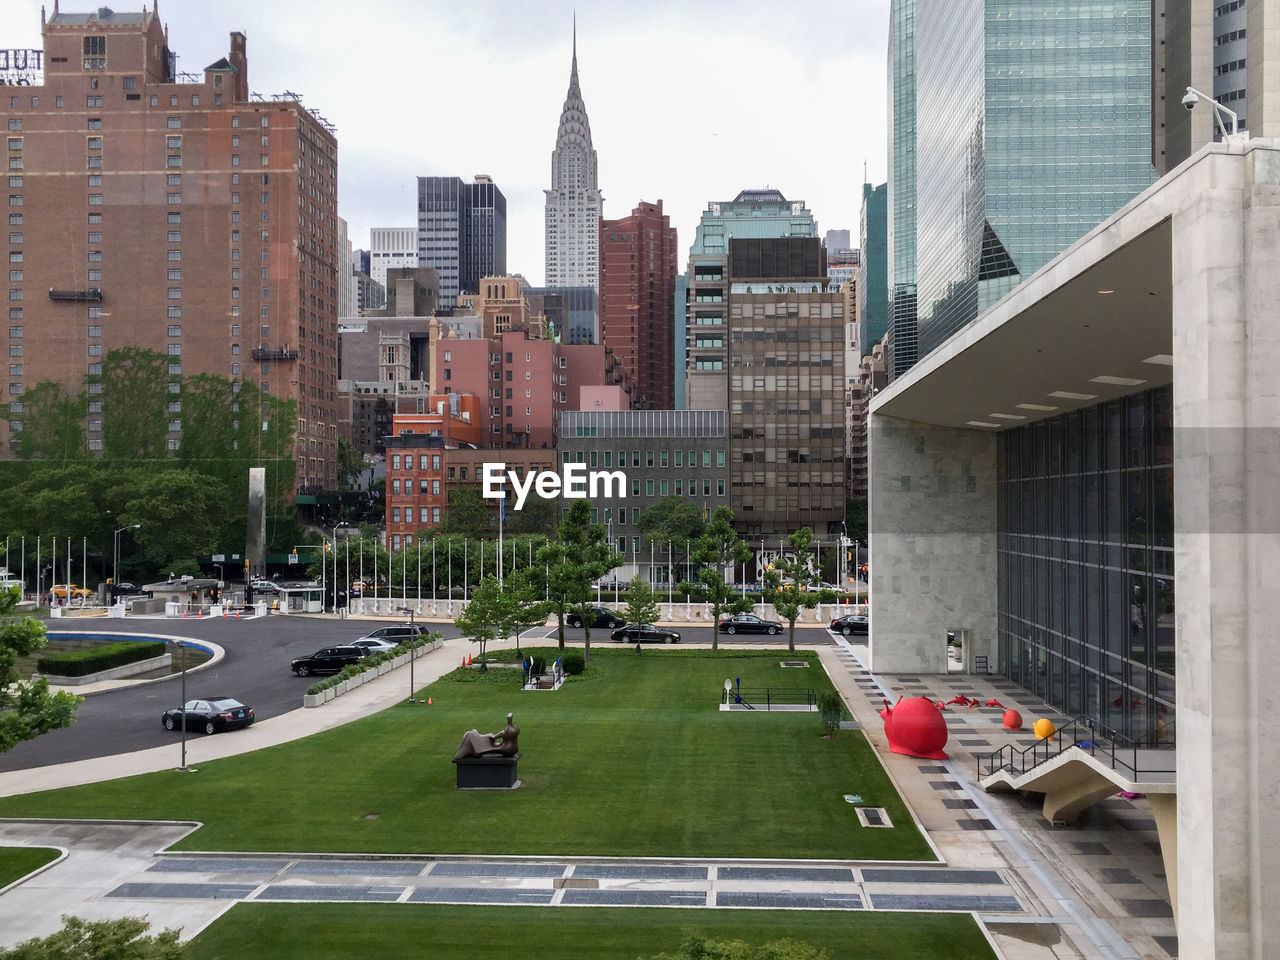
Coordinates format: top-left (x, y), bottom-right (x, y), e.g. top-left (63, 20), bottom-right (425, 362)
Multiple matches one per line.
top-left (1002, 709), bottom-right (1023, 730)
top-left (879, 695), bottom-right (949, 760)
top-left (985, 698), bottom-right (1004, 708)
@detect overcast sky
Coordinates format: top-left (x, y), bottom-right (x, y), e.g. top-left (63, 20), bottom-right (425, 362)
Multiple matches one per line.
top-left (12, 0), bottom-right (891, 285)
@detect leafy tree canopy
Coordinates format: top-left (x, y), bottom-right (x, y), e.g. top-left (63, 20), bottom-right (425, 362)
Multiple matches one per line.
top-left (0, 586), bottom-right (81, 753)
top-left (0, 915), bottom-right (183, 960)
top-left (650, 934), bottom-right (831, 960)
top-left (638, 495), bottom-right (706, 548)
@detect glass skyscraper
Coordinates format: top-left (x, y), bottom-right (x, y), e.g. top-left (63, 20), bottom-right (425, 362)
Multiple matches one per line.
top-left (899, 0), bottom-right (1156, 361)
top-left (887, 0), bottom-right (918, 380)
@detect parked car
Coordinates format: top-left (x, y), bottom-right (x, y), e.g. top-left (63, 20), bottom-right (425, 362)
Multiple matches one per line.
top-left (291, 645), bottom-right (367, 677)
top-left (161, 697), bottom-right (254, 735)
top-left (610, 623), bottom-right (681, 644)
top-left (718, 613), bottom-right (783, 635)
top-left (567, 607), bottom-right (625, 629)
top-left (830, 614), bottom-right (869, 636)
top-left (350, 636), bottom-right (401, 654)
top-left (360, 624), bottom-right (429, 644)
top-left (110, 581), bottom-right (147, 597)
top-left (249, 579), bottom-right (280, 594)
top-left (50, 583), bottom-right (92, 600)
top-left (349, 579), bottom-right (373, 597)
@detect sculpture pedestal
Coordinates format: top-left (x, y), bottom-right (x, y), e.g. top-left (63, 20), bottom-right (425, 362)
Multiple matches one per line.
top-left (453, 752), bottom-right (521, 789)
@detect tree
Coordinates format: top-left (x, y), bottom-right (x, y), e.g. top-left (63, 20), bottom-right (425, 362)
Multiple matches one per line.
top-left (502, 568), bottom-right (546, 656)
top-left (440, 487), bottom-right (493, 539)
top-left (763, 527), bottom-right (837, 655)
top-left (455, 575), bottom-right (506, 668)
top-left (336, 435), bottom-right (366, 492)
top-left (637, 495), bottom-right (705, 548)
top-left (681, 505), bottom-right (753, 653)
top-left (0, 916), bottom-right (182, 960)
top-left (650, 934), bottom-right (830, 960)
top-left (503, 495), bottom-right (558, 536)
top-left (846, 496), bottom-right (868, 543)
top-left (558, 499), bottom-right (622, 663)
top-left (99, 347), bottom-right (172, 462)
top-left (12, 381), bottom-right (86, 461)
top-left (0, 586), bottom-right (82, 753)
top-left (622, 574), bottom-right (661, 631)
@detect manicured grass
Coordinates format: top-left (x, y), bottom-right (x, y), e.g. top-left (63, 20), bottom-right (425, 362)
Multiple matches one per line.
top-left (0, 846), bottom-right (59, 887)
top-left (0, 649), bottom-right (931, 860)
top-left (187, 903), bottom-right (996, 960)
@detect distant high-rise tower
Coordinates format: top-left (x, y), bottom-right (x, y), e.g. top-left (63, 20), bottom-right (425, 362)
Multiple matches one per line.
top-left (600, 201), bottom-right (677, 409)
top-left (545, 24), bottom-right (603, 290)
top-left (417, 174), bottom-right (507, 307)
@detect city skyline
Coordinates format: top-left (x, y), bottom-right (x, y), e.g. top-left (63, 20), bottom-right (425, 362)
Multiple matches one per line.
top-left (8, 0), bottom-right (891, 286)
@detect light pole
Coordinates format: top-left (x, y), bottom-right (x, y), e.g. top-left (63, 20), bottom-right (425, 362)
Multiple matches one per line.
top-left (113, 523), bottom-right (140, 591)
top-left (177, 640), bottom-right (193, 772)
top-left (399, 606), bottom-right (417, 703)
top-left (291, 543), bottom-right (327, 612)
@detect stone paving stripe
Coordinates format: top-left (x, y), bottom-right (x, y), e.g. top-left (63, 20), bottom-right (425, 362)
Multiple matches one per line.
top-left (917, 764), bottom-right (948, 773)
top-left (107, 881), bottom-right (258, 900)
top-left (1098, 867), bottom-right (1140, 884)
top-left (572, 865), bottom-right (708, 881)
top-left (284, 860), bottom-right (426, 877)
top-left (255, 884), bottom-right (404, 902)
top-left (1071, 842), bottom-right (1111, 854)
top-left (147, 858), bottom-right (288, 875)
top-left (862, 868), bottom-right (1004, 885)
top-left (717, 866), bottom-right (854, 883)
top-left (957, 739), bottom-right (991, 746)
top-left (1153, 935), bottom-right (1179, 957)
top-left (1117, 819), bottom-right (1157, 832)
top-left (957, 819), bottom-right (996, 830)
top-left (560, 889), bottom-right (707, 906)
top-left (429, 862), bottom-right (567, 878)
top-left (1121, 898), bottom-right (1174, 918)
top-left (942, 798), bottom-right (979, 809)
top-left (929, 780), bottom-right (962, 790)
top-left (408, 887), bottom-right (556, 905)
top-left (871, 894), bottom-right (1022, 912)
top-left (718, 891), bottom-right (862, 909)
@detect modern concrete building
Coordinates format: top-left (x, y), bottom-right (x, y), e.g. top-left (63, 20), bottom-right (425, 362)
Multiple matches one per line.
top-left (416, 174), bottom-right (507, 307)
top-left (558, 409), bottom-right (729, 584)
top-left (544, 29), bottom-right (603, 291)
top-left (368, 227), bottom-right (417, 291)
top-left (868, 138), bottom-right (1280, 958)
top-left (599, 200), bottom-right (678, 410)
top-left (726, 237), bottom-right (845, 540)
top-left (2, 4), bottom-right (340, 491)
top-left (888, 0), bottom-right (1155, 373)
top-left (684, 189), bottom-right (818, 410)
top-left (338, 217), bottom-right (354, 320)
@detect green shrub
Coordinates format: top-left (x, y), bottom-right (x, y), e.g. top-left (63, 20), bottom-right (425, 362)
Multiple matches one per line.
top-left (530, 655), bottom-right (547, 674)
top-left (306, 681), bottom-right (326, 696)
top-left (561, 650), bottom-right (585, 675)
top-left (36, 640), bottom-right (166, 677)
top-left (818, 691), bottom-right (845, 734)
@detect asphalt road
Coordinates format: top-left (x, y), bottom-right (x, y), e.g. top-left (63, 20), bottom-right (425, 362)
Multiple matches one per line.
top-left (1, 616), bottom-right (834, 773)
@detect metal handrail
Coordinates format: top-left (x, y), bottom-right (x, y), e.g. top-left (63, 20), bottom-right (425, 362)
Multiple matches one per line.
top-left (977, 716), bottom-right (1176, 783)
top-left (721, 686), bottom-right (816, 710)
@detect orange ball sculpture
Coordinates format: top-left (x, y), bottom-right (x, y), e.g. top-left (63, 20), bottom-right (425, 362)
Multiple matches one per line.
top-left (879, 695), bottom-right (949, 760)
top-left (1002, 709), bottom-right (1023, 730)
top-left (1033, 717), bottom-right (1056, 740)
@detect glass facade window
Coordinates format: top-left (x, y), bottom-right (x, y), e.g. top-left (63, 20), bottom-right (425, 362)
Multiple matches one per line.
top-left (997, 386), bottom-right (1173, 746)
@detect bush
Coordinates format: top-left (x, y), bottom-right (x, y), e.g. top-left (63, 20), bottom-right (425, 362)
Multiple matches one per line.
top-left (818, 691), bottom-right (845, 734)
top-left (561, 650), bottom-right (585, 675)
top-left (529, 655), bottom-right (547, 674)
top-left (36, 640), bottom-right (165, 677)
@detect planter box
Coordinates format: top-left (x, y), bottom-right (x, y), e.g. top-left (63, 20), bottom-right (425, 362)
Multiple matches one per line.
top-left (323, 686), bottom-right (335, 702)
top-left (303, 692), bottom-right (323, 708)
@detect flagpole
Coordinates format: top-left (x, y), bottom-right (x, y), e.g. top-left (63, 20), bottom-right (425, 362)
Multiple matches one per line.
top-left (498, 494), bottom-right (505, 587)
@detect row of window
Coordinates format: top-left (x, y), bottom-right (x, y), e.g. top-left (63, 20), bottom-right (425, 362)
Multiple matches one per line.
top-left (559, 448), bottom-right (726, 469)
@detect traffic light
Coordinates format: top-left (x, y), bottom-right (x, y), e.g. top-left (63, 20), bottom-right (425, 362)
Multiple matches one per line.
top-left (324, 542), bottom-right (331, 553)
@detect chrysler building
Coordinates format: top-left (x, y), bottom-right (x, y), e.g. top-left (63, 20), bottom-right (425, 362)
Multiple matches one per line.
top-left (544, 26), bottom-right (603, 290)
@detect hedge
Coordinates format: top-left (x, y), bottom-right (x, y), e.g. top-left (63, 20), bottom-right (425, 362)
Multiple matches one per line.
top-left (304, 641), bottom-right (419, 696)
top-left (37, 640), bottom-right (166, 677)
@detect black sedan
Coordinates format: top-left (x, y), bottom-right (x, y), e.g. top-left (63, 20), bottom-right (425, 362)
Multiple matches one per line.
top-left (162, 698), bottom-right (255, 735)
top-left (610, 623), bottom-right (681, 644)
top-left (830, 614), bottom-right (869, 636)
top-left (718, 614), bottom-right (783, 635)
top-left (291, 644), bottom-right (367, 677)
top-left (568, 607), bottom-right (626, 629)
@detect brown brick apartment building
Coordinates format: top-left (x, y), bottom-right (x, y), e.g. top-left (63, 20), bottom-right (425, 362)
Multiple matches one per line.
top-left (599, 200), bottom-right (676, 409)
top-left (3, 6), bottom-right (339, 491)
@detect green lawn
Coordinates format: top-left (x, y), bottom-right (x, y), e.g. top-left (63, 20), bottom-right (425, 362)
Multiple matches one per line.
top-left (0, 846), bottom-right (59, 888)
top-left (0, 649), bottom-right (931, 860)
top-left (187, 904), bottom-right (996, 960)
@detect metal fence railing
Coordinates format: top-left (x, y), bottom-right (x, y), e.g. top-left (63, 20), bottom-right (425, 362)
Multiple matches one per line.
top-left (721, 686), bottom-right (817, 711)
top-left (977, 716), bottom-right (1176, 783)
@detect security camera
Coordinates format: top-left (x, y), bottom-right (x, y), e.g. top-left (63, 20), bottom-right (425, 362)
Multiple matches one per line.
top-left (1182, 89), bottom-right (1199, 111)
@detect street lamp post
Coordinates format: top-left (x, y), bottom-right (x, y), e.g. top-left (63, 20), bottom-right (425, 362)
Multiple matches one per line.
top-left (112, 524), bottom-right (140, 594)
top-left (399, 606), bottom-right (417, 703)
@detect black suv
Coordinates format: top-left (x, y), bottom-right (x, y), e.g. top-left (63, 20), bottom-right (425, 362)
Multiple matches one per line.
top-left (567, 607), bottom-right (625, 629)
top-left (291, 645), bottom-right (367, 677)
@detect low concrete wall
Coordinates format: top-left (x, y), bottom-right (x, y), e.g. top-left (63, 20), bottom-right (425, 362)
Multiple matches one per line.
top-left (37, 652), bottom-right (171, 686)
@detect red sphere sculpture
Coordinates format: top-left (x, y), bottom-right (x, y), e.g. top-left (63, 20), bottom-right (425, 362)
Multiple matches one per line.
top-left (1002, 709), bottom-right (1024, 731)
top-left (879, 695), bottom-right (949, 760)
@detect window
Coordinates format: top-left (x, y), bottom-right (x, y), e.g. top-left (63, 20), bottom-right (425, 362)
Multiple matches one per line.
top-left (167, 268), bottom-right (181, 280)
top-left (8, 326), bottom-right (20, 337)
top-left (166, 343), bottom-right (181, 356)
top-left (167, 117), bottom-right (180, 129)
top-left (88, 251), bottom-right (103, 262)
top-left (392, 455), bottom-right (400, 470)
top-left (167, 250), bottom-right (180, 261)
top-left (167, 193), bottom-right (181, 204)
top-left (86, 137), bottom-right (101, 150)
top-left (6, 121), bottom-right (18, 132)
top-left (86, 231), bottom-right (100, 243)
top-left (87, 363), bottom-right (101, 375)
top-left (168, 420), bottom-right (181, 432)
top-left (88, 194), bottom-right (102, 205)
top-left (87, 175), bottom-right (101, 186)
top-left (167, 156), bottom-right (181, 168)
top-left (88, 269), bottom-right (101, 281)
top-left (87, 344), bottom-right (101, 356)
top-left (167, 287), bottom-right (181, 299)
top-left (167, 175), bottom-right (181, 187)
top-left (167, 136), bottom-right (181, 149)
top-left (87, 325), bottom-right (101, 337)
top-left (167, 325), bottom-right (181, 337)
top-left (167, 231), bottom-right (181, 242)
top-left (646, 479), bottom-right (654, 496)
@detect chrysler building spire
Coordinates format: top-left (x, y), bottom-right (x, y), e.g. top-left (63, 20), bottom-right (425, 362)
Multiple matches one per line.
top-left (544, 20), bottom-right (603, 291)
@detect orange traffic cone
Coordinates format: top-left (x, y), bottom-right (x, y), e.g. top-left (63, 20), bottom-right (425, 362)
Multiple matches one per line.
top-left (467, 654), bottom-right (473, 666)
top-left (427, 697), bottom-right (433, 705)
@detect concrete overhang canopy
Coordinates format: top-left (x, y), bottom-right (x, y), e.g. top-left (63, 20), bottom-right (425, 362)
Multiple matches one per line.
top-left (873, 219), bottom-right (1173, 431)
